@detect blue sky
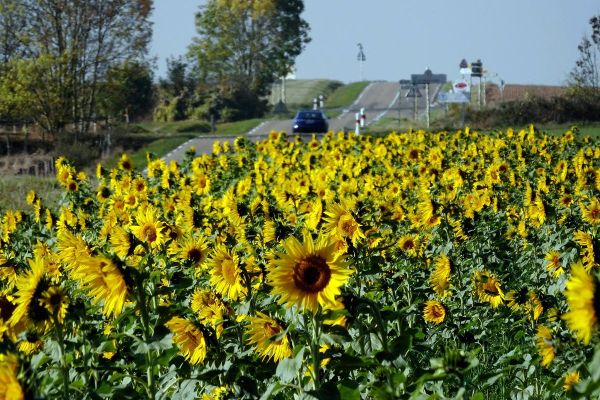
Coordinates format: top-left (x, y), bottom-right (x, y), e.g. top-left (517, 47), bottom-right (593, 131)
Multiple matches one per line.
top-left (150, 0), bottom-right (600, 86)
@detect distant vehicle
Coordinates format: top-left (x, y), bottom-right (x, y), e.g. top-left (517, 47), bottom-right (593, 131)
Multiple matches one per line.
top-left (292, 110), bottom-right (328, 133)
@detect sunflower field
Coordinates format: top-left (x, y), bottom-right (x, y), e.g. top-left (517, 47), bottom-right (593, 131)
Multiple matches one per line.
top-left (0, 126), bottom-right (600, 399)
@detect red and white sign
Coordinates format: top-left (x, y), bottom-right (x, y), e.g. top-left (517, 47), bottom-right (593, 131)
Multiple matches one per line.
top-left (453, 80), bottom-right (470, 93)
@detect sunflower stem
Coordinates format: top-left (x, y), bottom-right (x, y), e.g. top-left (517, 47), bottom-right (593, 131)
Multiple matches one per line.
top-left (310, 313), bottom-right (321, 391)
top-left (54, 315), bottom-right (70, 400)
top-left (137, 274), bottom-right (157, 399)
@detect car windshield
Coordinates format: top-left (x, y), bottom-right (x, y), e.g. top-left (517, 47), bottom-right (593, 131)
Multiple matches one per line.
top-left (297, 111), bottom-right (323, 119)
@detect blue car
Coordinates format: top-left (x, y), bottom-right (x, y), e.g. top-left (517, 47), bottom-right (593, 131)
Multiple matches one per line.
top-left (292, 110), bottom-right (329, 133)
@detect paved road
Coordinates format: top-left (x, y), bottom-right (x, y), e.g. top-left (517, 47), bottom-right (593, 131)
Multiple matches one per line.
top-left (162, 80), bottom-right (442, 164)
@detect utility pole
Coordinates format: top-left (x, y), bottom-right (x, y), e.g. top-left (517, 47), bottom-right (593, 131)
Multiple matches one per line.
top-left (357, 43), bottom-right (366, 81)
top-left (424, 68), bottom-right (433, 129)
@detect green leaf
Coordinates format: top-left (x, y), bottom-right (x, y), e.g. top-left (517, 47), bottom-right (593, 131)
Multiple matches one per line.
top-left (471, 393), bottom-right (485, 400)
top-left (338, 383), bottom-right (361, 400)
top-left (275, 348), bottom-right (304, 384)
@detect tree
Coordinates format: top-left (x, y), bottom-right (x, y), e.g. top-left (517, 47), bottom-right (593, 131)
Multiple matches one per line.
top-left (0, 0), bottom-right (153, 139)
top-left (189, 0), bottom-right (310, 120)
top-left (571, 15), bottom-right (600, 89)
top-left (97, 60), bottom-right (154, 123)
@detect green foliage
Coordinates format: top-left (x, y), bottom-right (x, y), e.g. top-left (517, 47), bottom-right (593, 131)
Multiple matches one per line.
top-left (98, 61), bottom-right (155, 122)
top-left (189, 0), bottom-right (310, 120)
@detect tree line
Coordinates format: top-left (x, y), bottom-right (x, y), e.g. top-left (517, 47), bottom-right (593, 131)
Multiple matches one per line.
top-left (0, 0), bottom-right (310, 142)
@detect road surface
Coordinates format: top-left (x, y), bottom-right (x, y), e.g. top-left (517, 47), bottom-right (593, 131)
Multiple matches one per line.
top-left (162, 81), bottom-right (442, 164)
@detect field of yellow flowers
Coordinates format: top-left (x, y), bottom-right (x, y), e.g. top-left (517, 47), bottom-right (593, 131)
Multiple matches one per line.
top-left (0, 126), bottom-right (599, 399)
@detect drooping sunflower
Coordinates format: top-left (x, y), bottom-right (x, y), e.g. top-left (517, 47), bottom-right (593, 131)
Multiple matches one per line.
top-left (207, 245), bottom-right (246, 301)
top-left (245, 311), bottom-right (292, 362)
top-left (165, 316), bottom-right (207, 365)
top-left (70, 255), bottom-right (128, 318)
top-left (473, 270), bottom-right (504, 308)
top-left (562, 262), bottom-right (598, 344)
top-left (130, 205), bottom-right (166, 251)
top-left (535, 325), bottom-right (555, 367)
top-left (430, 254), bottom-right (452, 297)
top-left (423, 300), bottom-right (446, 324)
top-left (545, 250), bottom-right (565, 278)
top-left (110, 226), bottom-right (134, 260)
top-left (190, 289), bottom-right (226, 339)
top-left (573, 231), bottom-right (596, 272)
top-left (268, 233), bottom-right (353, 314)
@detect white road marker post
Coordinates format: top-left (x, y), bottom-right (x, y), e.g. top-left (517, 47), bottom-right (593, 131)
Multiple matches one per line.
top-left (319, 94), bottom-right (324, 109)
top-left (355, 113), bottom-right (361, 135)
top-left (360, 107), bottom-right (366, 128)
top-left (313, 98), bottom-right (318, 110)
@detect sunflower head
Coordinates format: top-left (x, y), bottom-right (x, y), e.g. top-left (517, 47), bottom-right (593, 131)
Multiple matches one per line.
top-left (245, 312), bottom-right (292, 362)
top-left (269, 233), bottom-right (353, 314)
top-left (423, 300), bottom-right (446, 324)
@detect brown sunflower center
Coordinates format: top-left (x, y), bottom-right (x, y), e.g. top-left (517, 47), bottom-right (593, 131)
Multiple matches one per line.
top-left (431, 305), bottom-right (444, 318)
top-left (402, 239), bottom-right (415, 250)
top-left (187, 248), bottom-right (203, 263)
top-left (338, 215), bottom-right (357, 236)
top-left (591, 208), bottom-right (600, 220)
top-left (264, 322), bottom-right (283, 343)
top-left (293, 255), bottom-right (331, 293)
top-left (142, 224), bottom-right (157, 243)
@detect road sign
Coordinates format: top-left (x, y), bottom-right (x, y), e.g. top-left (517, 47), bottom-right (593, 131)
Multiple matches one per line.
top-left (453, 80), bottom-right (469, 92)
top-left (405, 87), bottom-right (422, 98)
top-left (411, 72), bottom-right (447, 85)
top-left (437, 92), bottom-right (470, 103)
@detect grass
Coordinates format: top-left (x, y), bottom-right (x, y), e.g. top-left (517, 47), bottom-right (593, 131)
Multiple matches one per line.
top-left (0, 175), bottom-right (62, 212)
top-left (213, 118), bottom-right (265, 136)
top-left (268, 79), bottom-right (343, 108)
top-left (100, 136), bottom-right (194, 170)
top-left (326, 81), bottom-right (371, 110)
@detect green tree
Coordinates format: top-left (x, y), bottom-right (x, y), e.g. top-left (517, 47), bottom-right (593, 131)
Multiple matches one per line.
top-left (189, 0), bottom-right (310, 120)
top-left (98, 61), bottom-right (155, 123)
top-left (571, 14), bottom-right (600, 89)
top-left (0, 0), bottom-right (153, 139)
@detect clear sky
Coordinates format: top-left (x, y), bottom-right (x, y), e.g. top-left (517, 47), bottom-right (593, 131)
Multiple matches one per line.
top-left (150, 0), bottom-right (600, 86)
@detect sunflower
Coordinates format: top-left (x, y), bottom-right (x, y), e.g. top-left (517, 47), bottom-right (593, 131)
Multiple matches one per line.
top-left (245, 312), bottom-right (292, 362)
top-left (38, 286), bottom-right (68, 324)
top-left (110, 226), bottom-right (134, 259)
top-left (563, 371), bottom-right (580, 392)
top-left (545, 250), bottom-right (565, 278)
top-left (268, 233), bottom-right (353, 314)
top-left (430, 254), bottom-right (451, 297)
top-left (171, 235), bottom-right (209, 270)
top-left (17, 331), bottom-right (43, 355)
top-left (0, 354), bottom-right (23, 400)
top-left (562, 262), bottom-right (598, 344)
top-left (130, 205), bottom-right (166, 251)
top-left (70, 255), bottom-right (128, 318)
top-left (397, 234), bottom-right (420, 257)
top-left (165, 316), bottom-right (206, 365)
top-left (322, 202), bottom-right (364, 245)
top-left (423, 300), bottom-right (446, 324)
top-left (582, 198), bottom-right (600, 225)
top-left (573, 231), bottom-right (596, 272)
top-left (118, 154), bottom-right (133, 171)
top-left (473, 270), bottom-right (504, 308)
top-left (190, 289), bottom-right (226, 339)
top-left (9, 256), bottom-right (52, 330)
top-left (535, 325), bottom-right (555, 367)
top-left (207, 245), bottom-right (246, 301)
